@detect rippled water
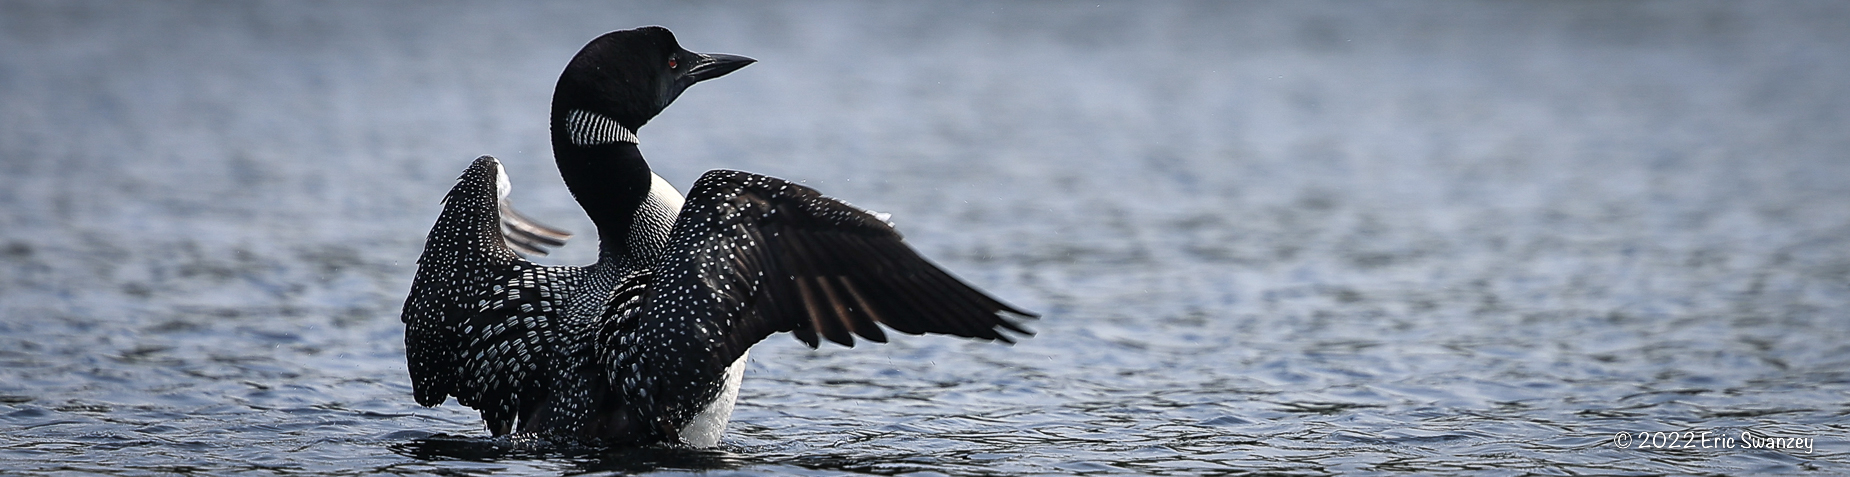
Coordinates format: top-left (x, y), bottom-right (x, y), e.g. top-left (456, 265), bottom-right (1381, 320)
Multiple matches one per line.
top-left (4, 1), bottom-right (1849, 475)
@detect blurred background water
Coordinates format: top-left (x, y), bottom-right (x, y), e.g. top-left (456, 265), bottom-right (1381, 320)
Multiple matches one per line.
top-left (3, 1), bottom-right (1849, 475)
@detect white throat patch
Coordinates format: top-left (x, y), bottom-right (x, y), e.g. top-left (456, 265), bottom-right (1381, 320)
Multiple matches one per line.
top-left (567, 109), bottom-right (638, 146)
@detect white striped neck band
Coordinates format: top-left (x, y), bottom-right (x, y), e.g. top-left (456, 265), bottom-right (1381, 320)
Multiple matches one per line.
top-left (567, 109), bottom-right (639, 146)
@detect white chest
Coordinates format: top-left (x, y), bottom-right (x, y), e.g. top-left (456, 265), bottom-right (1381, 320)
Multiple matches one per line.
top-left (677, 351), bottom-right (749, 447)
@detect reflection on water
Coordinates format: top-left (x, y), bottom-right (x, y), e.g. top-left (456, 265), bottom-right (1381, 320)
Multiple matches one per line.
top-left (4, 1), bottom-right (1850, 475)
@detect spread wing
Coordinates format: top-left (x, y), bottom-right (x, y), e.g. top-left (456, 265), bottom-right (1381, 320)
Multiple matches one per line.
top-left (668, 169), bottom-right (1035, 355)
top-left (401, 156), bottom-right (584, 435)
top-left (610, 170), bottom-right (1035, 438)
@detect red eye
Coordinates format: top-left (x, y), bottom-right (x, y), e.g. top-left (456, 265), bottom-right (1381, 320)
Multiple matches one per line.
top-left (668, 58), bottom-right (678, 69)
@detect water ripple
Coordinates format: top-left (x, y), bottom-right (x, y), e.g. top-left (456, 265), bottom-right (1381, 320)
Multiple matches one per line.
top-left (5, 1), bottom-right (1850, 475)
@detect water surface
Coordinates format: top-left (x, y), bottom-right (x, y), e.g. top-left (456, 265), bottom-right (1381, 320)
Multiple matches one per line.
top-left (3, 1), bottom-right (1848, 475)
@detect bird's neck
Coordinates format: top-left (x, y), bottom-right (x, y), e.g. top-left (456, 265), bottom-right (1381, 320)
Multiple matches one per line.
top-left (553, 139), bottom-right (652, 263)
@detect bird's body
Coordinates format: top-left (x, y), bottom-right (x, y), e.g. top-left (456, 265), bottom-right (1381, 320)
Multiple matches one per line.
top-left (401, 27), bottom-right (1032, 447)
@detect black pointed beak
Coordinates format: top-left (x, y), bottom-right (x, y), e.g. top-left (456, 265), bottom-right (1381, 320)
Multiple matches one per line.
top-left (685, 53), bottom-right (755, 83)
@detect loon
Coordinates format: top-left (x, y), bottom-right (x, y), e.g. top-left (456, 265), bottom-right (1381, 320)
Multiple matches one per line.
top-left (400, 26), bottom-right (1034, 447)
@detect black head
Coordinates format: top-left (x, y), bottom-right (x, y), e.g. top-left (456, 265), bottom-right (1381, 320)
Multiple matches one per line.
top-left (552, 26), bottom-right (755, 134)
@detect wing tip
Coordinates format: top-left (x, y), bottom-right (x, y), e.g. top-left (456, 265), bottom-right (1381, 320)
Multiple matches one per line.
top-left (482, 157), bottom-right (573, 257)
